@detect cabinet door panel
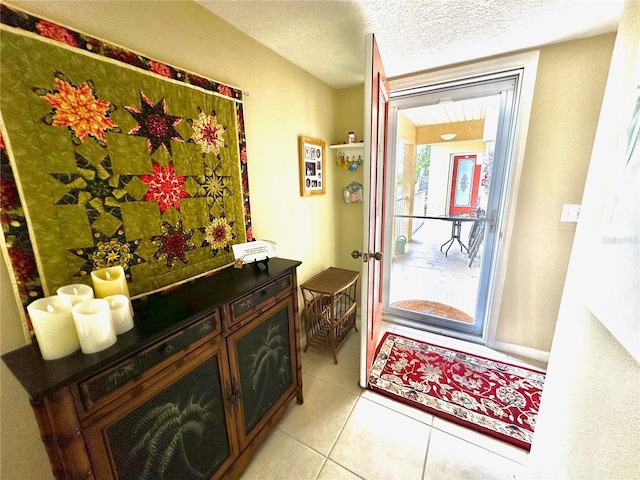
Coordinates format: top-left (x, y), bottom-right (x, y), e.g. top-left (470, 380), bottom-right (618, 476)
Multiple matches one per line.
top-left (84, 342), bottom-right (237, 480)
top-left (228, 297), bottom-right (296, 448)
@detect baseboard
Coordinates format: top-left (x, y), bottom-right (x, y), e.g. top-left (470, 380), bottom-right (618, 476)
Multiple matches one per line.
top-left (491, 340), bottom-right (550, 365)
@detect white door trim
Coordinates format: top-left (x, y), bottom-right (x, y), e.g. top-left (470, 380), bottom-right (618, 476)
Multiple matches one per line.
top-left (388, 51), bottom-right (540, 348)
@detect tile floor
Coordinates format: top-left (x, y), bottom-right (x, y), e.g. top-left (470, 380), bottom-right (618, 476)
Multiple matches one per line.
top-left (240, 322), bottom-right (542, 480)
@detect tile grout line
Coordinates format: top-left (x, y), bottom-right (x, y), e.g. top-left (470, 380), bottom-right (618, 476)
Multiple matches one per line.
top-left (421, 420), bottom-right (435, 480)
top-left (322, 393), bottom-right (366, 479)
top-left (279, 362), bottom-right (364, 477)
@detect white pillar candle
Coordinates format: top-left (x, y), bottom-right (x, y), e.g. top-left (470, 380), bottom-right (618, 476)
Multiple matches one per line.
top-left (72, 299), bottom-right (117, 354)
top-left (91, 266), bottom-right (130, 298)
top-left (56, 284), bottom-right (94, 305)
top-left (27, 296), bottom-right (80, 360)
top-left (104, 294), bottom-right (134, 335)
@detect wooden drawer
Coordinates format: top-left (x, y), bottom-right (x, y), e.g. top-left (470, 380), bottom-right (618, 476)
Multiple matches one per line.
top-left (76, 311), bottom-right (221, 417)
top-left (226, 273), bottom-right (293, 331)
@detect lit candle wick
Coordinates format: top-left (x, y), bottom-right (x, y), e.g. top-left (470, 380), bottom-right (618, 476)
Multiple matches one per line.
top-left (72, 287), bottom-right (78, 295)
top-left (105, 271), bottom-right (111, 280)
top-left (47, 304), bottom-right (55, 313)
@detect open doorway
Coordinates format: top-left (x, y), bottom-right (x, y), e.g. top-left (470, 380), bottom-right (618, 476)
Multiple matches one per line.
top-left (358, 45), bottom-right (539, 386)
top-left (382, 78), bottom-right (518, 340)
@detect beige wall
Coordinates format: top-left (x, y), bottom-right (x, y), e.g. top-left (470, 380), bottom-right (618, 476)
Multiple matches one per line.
top-left (528, 1), bottom-right (640, 477)
top-left (1, 1), bottom-right (339, 478)
top-left (1, 255), bottom-right (49, 478)
top-left (495, 33), bottom-right (615, 351)
top-left (332, 85), bottom-right (365, 271)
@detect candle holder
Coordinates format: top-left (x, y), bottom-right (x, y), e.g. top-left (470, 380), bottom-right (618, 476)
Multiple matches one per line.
top-left (26, 296), bottom-right (80, 360)
top-left (72, 299), bottom-right (117, 354)
top-left (91, 266), bottom-right (130, 299)
top-left (56, 284), bottom-right (94, 305)
top-left (104, 294), bottom-right (134, 335)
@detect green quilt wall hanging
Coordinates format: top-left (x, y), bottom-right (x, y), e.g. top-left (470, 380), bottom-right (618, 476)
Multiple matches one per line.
top-left (0, 5), bottom-right (252, 337)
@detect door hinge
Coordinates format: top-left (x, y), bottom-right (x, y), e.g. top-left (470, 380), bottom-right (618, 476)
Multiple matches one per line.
top-left (225, 380), bottom-right (234, 409)
top-left (489, 209), bottom-right (498, 233)
top-left (225, 378), bottom-right (241, 410)
top-left (232, 378), bottom-right (241, 406)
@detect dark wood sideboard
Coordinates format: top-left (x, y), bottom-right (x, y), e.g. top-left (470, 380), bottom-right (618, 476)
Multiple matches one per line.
top-left (2, 258), bottom-right (303, 480)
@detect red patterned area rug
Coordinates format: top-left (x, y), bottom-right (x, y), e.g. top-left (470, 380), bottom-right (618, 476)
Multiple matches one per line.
top-left (368, 332), bottom-right (545, 451)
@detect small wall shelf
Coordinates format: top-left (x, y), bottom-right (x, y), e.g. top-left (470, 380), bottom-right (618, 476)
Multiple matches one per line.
top-left (329, 143), bottom-right (364, 151)
top-left (330, 143), bottom-right (364, 172)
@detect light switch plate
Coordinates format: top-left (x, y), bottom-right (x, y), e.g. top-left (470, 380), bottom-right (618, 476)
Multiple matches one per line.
top-left (561, 204), bottom-right (581, 222)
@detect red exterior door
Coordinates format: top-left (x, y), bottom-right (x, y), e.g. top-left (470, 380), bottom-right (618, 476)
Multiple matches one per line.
top-left (449, 154), bottom-right (481, 216)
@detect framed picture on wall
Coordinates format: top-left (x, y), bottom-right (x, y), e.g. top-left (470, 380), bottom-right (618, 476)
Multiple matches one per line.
top-left (298, 136), bottom-right (326, 196)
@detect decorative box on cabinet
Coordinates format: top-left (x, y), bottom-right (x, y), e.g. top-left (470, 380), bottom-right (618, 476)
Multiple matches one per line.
top-left (2, 258), bottom-right (303, 480)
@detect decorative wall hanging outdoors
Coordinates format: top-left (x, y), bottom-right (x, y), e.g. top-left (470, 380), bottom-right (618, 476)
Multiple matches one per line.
top-left (298, 136), bottom-right (325, 196)
top-left (0, 5), bottom-right (252, 338)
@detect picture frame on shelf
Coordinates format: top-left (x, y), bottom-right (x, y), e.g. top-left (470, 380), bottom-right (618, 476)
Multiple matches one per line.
top-left (298, 136), bottom-right (326, 196)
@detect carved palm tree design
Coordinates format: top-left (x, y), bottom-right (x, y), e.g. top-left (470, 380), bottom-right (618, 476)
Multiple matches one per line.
top-left (131, 394), bottom-right (217, 479)
top-left (246, 322), bottom-right (290, 428)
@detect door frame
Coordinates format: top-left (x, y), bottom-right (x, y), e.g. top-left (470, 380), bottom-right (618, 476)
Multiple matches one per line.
top-left (386, 51), bottom-right (539, 347)
top-left (385, 83), bottom-right (517, 339)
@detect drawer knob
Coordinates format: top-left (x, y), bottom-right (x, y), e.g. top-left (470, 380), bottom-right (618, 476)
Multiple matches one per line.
top-left (160, 344), bottom-right (174, 357)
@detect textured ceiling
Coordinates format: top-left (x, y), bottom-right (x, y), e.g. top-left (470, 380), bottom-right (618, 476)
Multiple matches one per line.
top-left (198, 0), bottom-right (624, 89)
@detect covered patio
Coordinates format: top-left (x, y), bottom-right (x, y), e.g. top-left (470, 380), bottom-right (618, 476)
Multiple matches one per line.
top-left (389, 218), bottom-right (482, 320)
